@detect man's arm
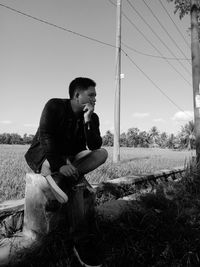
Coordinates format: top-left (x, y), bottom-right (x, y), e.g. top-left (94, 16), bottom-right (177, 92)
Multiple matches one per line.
top-left (39, 99), bottom-right (65, 172)
top-left (40, 99), bottom-right (79, 178)
top-left (84, 113), bottom-right (102, 150)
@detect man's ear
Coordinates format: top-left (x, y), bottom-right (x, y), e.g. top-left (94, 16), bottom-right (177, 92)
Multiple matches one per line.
top-left (73, 90), bottom-right (80, 104)
top-left (74, 90), bottom-right (79, 99)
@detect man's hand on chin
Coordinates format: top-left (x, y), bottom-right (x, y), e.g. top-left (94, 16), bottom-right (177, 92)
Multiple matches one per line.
top-left (83, 103), bottom-right (94, 123)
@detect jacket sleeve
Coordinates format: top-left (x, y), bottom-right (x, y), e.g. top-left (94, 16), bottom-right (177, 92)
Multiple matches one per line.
top-left (39, 99), bottom-right (65, 172)
top-left (84, 113), bottom-right (102, 150)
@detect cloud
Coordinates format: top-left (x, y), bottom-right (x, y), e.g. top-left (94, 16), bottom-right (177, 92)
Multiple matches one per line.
top-left (153, 118), bottom-right (165, 122)
top-left (132, 112), bottom-right (150, 118)
top-left (0, 120), bottom-right (12, 124)
top-left (171, 111), bottom-right (193, 121)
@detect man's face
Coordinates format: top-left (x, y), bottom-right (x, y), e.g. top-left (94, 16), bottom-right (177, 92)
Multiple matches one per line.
top-left (77, 86), bottom-right (96, 109)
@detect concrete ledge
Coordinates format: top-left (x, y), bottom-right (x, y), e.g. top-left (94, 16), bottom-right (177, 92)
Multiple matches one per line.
top-left (0, 167), bottom-right (186, 234)
top-left (0, 199), bottom-right (25, 213)
top-left (93, 166), bottom-right (185, 188)
top-left (107, 175), bottom-right (140, 185)
top-left (0, 173), bottom-right (96, 266)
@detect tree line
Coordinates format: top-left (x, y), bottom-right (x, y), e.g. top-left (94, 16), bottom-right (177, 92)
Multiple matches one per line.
top-left (102, 121), bottom-right (195, 150)
top-left (0, 133), bottom-right (34, 145)
top-left (0, 121), bottom-right (195, 149)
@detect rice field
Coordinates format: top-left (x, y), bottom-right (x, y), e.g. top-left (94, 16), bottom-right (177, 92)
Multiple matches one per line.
top-left (0, 144), bottom-right (195, 203)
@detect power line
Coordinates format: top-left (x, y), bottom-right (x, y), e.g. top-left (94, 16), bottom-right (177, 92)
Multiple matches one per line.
top-left (121, 49), bottom-right (193, 119)
top-left (3, 1), bottom-right (190, 77)
top-left (1, 2), bottom-right (192, 121)
top-left (107, 0), bottom-right (192, 119)
top-left (122, 12), bottom-right (192, 87)
top-left (0, 3), bottom-right (116, 49)
top-left (108, 0), bottom-right (191, 61)
top-left (142, 0), bottom-right (191, 65)
top-left (122, 41), bottom-right (191, 61)
top-left (158, 0), bottom-right (190, 49)
top-left (108, 1), bottom-right (192, 119)
top-left (126, 0), bottom-right (191, 76)
top-left (107, 0), bottom-right (192, 86)
top-left (107, 0), bottom-right (116, 6)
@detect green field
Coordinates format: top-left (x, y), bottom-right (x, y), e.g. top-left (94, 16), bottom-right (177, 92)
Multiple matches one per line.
top-left (0, 144), bottom-right (195, 203)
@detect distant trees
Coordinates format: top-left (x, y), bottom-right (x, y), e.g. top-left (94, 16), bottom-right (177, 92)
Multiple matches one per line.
top-left (178, 121), bottom-right (195, 150)
top-left (0, 120), bottom-right (196, 150)
top-left (120, 132), bottom-right (127, 147)
top-left (126, 127), bottom-right (140, 147)
top-left (103, 127), bottom-right (150, 148)
top-left (102, 121), bottom-right (196, 150)
top-left (23, 134), bottom-right (35, 144)
top-left (159, 132), bottom-right (168, 148)
top-left (138, 131), bottom-right (149, 148)
top-left (102, 130), bottom-right (114, 146)
top-left (0, 133), bottom-right (34, 145)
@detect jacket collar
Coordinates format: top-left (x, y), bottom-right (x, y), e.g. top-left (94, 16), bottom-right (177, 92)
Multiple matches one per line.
top-left (64, 99), bottom-right (84, 121)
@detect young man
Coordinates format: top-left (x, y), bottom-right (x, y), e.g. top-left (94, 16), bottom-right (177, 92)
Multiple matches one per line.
top-left (25, 77), bottom-right (108, 267)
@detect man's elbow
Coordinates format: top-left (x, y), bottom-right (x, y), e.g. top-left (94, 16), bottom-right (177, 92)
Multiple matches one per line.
top-left (89, 140), bottom-right (102, 150)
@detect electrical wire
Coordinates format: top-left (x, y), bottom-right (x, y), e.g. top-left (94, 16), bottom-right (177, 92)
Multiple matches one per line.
top-left (126, 0), bottom-right (191, 76)
top-left (122, 12), bottom-right (192, 87)
top-left (107, 0), bottom-right (192, 86)
top-left (1, 1), bottom-right (192, 118)
top-left (142, 0), bottom-right (191, 64)
top-left (158, 0), bottom-right (190, 49)
top-left (122, 41), bottom-right (191, 61)
top-left (108, 0), bottom-right (191, 62)
top-left (121, 48), bottom-right (193, 119)
top-left (0, 3), bottom-right (116, 49)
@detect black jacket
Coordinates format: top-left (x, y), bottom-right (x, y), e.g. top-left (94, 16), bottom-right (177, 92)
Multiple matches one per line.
top-left (25, 98), bottom-right (102, 173)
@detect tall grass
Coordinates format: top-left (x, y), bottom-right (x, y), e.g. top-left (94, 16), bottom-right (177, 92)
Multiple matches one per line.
top-left (8, 158), bottom-right (200, 267)
top-left (0, 145), bottom-right (195, 203)
top-left (0, 145), bottom-right (30, 202)
top-left (86, 147), bottom-right (195, 183)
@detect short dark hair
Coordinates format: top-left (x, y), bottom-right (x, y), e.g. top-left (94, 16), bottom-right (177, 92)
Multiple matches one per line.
top-left (69, 77), bottom-right (96, 99)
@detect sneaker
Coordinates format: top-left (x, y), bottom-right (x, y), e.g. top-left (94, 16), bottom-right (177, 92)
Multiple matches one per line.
top-left (45, 174), bottom-right (68, 203)
top-left (73, 240), bottom-right (102, 267)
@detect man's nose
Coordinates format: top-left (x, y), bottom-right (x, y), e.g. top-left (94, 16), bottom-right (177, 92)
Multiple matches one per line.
top-left (91, 97), bottom-right (96, 103)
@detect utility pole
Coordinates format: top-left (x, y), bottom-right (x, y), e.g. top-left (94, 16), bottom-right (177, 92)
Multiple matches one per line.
top-left (113, 0), bottom-right (122, 163)
top-left (191, 0), bottom-right (200, 168)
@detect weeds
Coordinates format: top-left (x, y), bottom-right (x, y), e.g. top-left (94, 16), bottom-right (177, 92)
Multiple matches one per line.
top-left (0, 145), bottom-right (194, 202)
top-left (94, 162), bottom-right (200, 267)
top-left (1, 145), bottom-right (199, 266)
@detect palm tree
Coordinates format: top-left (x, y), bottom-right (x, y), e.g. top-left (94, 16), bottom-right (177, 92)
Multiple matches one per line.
top-left (180, 121), bottom-right (195, 150)
top-left (149, 126), bottom-right (159, 147)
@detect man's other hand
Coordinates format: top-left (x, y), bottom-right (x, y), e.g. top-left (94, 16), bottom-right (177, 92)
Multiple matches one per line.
top-left (59, 164), bottom-right (79, 180)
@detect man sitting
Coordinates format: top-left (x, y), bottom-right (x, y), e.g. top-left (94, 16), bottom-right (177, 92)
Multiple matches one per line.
top-left (25, 77), bottom-right (108, 267)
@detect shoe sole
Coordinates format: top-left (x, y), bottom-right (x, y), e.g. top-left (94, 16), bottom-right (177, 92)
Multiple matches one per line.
top-left (45, 175), bottom-right (68, 203)
top-left (73, 246), bottom-right (102, 267)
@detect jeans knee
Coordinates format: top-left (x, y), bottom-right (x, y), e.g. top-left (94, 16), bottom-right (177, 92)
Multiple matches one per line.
top-left (99, 148), bottom-right (108, 163)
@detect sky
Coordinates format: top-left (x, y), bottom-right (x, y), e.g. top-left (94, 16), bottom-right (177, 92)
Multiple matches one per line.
top-left (0, 0), bottom-right (193, 137)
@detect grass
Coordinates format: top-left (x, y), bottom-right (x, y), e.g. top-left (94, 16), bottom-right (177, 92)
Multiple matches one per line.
top-left (88, 147), bottom-right (195, 183)
top-left (7, 159), bottom-right (200, 267)
top-left (0, 145), bottom-right (195, 203)
top-left (96, 161), bottom-right (200, 267)
top-left (0, 145), bottom-right (30, 203)
top-left (1, 145), bottom-right (200, 266)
